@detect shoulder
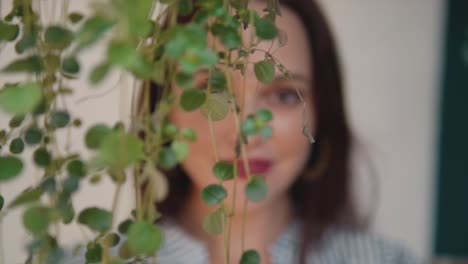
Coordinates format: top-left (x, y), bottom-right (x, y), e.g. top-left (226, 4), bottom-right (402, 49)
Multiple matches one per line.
top-left (306, 226), bottom-right (425, 264)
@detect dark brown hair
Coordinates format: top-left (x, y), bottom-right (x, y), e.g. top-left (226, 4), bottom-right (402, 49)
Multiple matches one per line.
top-left (146, 1), bottom-right (364, 263)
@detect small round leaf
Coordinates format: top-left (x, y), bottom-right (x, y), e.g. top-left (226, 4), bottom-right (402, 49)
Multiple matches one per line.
top-left (202, 209), bottom-right (225, 235)
top-left (127, 221), bottom-right (163, 256)
top-left (51, 111), bottom-right (70, 128)
top-left (10, 137), bottom-right (24, 154)
top-left (180, 88), bottom-right (206, 111)
top-left (257, 108), bottom-right (273, 122)
top-left (202, 184), bottom-right (227, 205)
top-left (67, 160), bottom-right (87, 178)
top-left (200, 92), bottom-right (229, 121)
top-left (0, 83), bottom-right (42, 115)
top-left (33, 147), bottom-right (51, 167)
top-left (245, 176), bottom-right (268, 202)
top-left (171, 140), bottom-right (188, 161)
top-left (62, 56), bottom-right (80, 74)
top-left (240, 249), bottom-right (261, 264)
top-left (254, 60), bottom-right (275, 84)
top-left (0, 156), bottom-right (23, 181)
top-left (180, 128), bottom-right (197, 141)
top-left (213, 161), bottom-right (234, 181)
top-left (85, 124), bottom-right (112, 149)
top-left (24, 127), bottom-right (43, 145)
top-left (78, 207), bottom-right (112, 232)
top-left (23, 206), bottom-right (50, 234)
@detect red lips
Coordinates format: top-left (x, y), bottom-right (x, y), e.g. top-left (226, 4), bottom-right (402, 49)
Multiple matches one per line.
top-left (234, 159), bottom-right (273, 179)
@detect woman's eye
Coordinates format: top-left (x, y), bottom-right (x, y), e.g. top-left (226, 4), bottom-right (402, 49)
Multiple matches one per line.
top-left (268, 88), bottom-right (301, 106)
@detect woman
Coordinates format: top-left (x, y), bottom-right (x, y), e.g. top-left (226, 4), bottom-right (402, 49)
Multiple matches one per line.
top-left (149, 0), bottom-right (424, 264)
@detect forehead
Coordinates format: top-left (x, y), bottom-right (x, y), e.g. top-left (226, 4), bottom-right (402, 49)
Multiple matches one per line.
top-left (208, 2), bottom-right (313, 81)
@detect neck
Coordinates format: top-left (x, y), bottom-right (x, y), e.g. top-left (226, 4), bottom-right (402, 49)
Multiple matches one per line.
top-left (177, 186), bottom-right (294, 264)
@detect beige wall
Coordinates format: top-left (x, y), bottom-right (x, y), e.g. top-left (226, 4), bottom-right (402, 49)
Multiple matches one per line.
top-left (0, 0), bottom-right (442, 262)
top-left (317, 0), bottom-right (444, 258)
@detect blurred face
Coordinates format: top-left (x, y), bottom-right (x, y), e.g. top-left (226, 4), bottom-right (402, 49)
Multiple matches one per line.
top-left (168, 2), bottom-right (315, 212)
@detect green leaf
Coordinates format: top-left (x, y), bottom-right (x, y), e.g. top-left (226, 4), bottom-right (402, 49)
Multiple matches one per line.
top-left (175, 72), bottom-right (193, 89)
top-left (62, 56), bottom-right (80, 75)
top-left (254, 60), bottom-right (275, 84)
top-left (213, 161), bottom-right (234, 181)
top-left (85, 124), bottom-right (112, 149)
top-left (245, 176), bottom-right (268, 202)
top-left (15, 33), bottom-right (37, 53)
top-left (10, 137), bottom-right (25, 154)
top-left (0, 195), bottom-right (4, 211)
top-left (9, 115), bottom-right (25, 128)
top-left (259, 126), bottom-right (273, 139)
top-left (58, 200), bottom-right (74, 224)
top-left (33, 147), bottom-right (51, 167)
top-left (118, 219), bottom-right (133, 235)
top-left (257, 108), bottom-right (273, 122)
top-left (85, 242), bottom-right (102, 262)
top-left (3, 55), bottom-right (43, 73)
top-left (108, 41), bottom-right (152, 78)
top-left (208, 69), bottom-right (227, 92)
top-left (40, 177), bottom-right (56, 193)
top-left (219, 27), bottom-right (241, 49)
top-left (202, 208), bottom-right (225, 235)
top-left (163, 121), bottom-right (178, 137)
top-left (165, 24), bottom-right (207, 59)
top-left (180, 128), bottom-right (197, 141)
top-left (9, 188), bottom-right (42, 208)
top-left (90, 63), bottom-right (111, 84)
top-left (68, 12), bottom-right (84, 24)
top-left (23, 206), bottom-right (50, 234)
top-left (63, 176), bottom-right (79, 193)
top-left (159, 147), bottom-right (178, 169)
top-left (0, 21), bottom-right (19, 41)
top-left (200, 92), bottom-right (229, 121)
top-left (254, 16), bottom-right (277, 40)
top-left (127, 221), bottom-right (163, 256)
top-left (67, 160), bottom-right (87, 178)
top-left (0, 156), bottom-right (23, 181)
top-left (0, 83), bottom-right (42, 115)
top-left (171, 140), bottom-right (188, 161)
top-left (125, 0), bottom-right (153, 37)
top-left (202, 184), bottom-right (227, 205)
top-left (240, 249), bottom-right (261, 264)
top-left (180, 88), bottom-right (206, 111)
top-left (50, 111), bottom-right (70, 128)
top-left (76, 16), bottom-right (115, 52)
top-left (24, 127), bottom-right (43, 145)
top-left (241, 115), bottom-right (257, 136)
top-left (180, 48), bottom-right (218, 73)
top-left (23, 206), bottom-right (51, 234)
top-left (78, 207), bottom-right (112, 232)
top-left (44, 25), bottom-right (73, 50)
top-left (96, 131), bottom-right (144, 169)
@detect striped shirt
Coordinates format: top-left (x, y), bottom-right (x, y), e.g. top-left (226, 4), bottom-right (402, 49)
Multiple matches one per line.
top-left (156, 219), bottom-right (424, 264)
top-left (66, 218), bottom-right (425, 263)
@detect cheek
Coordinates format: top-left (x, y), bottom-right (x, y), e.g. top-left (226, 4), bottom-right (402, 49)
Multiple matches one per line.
top-left (267, 109), bottom-right (314, 190)
top-left (168, 107), bottom-right (237, 189)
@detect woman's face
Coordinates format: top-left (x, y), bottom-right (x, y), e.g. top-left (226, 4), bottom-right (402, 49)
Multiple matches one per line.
top-left (168, 2), bottom-right (315, 212)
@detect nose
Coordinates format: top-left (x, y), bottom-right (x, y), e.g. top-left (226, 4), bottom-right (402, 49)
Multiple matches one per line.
top-left (233, 84), bottom-right (266, 149)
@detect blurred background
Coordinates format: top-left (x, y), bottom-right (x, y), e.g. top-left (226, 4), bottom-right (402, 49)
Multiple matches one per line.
top-left (1, 0), bottom-right (467, 263)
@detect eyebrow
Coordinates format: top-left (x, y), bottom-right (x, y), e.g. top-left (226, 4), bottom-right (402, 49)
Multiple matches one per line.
top-left (196, 69), bottom-right (311, 83)
top-left (274, 73), bottom-right (311, 84)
